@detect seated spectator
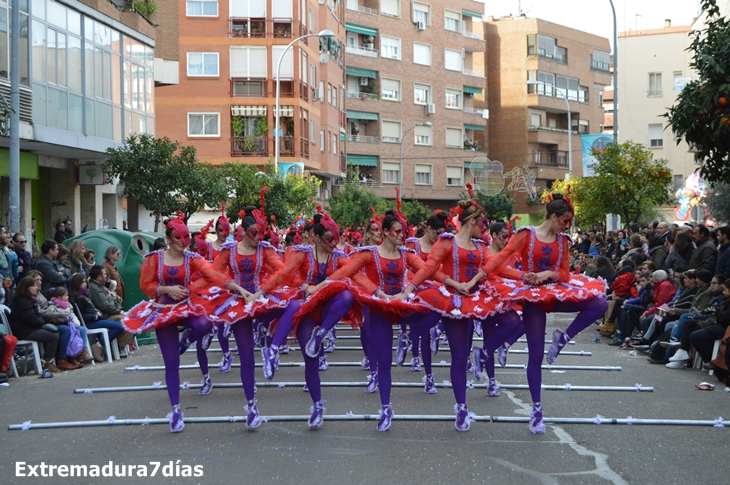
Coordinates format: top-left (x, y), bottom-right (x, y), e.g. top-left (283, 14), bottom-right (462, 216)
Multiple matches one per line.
top-left (12, 232), bottom-right (32, 281)
top-left (641, 260), bottom-right (657, 274)
top-left (36, 241), bottom-right (72, 294)
top-left (68, 273), bottom-right (129, 361)
top-left (609, 272), bottom-right (654, 346)
top-left (45, 286), bottom-right (93, 370)
top-left (648, 235), bottom-right (668, 271)
top-left (594, 256), bottom-right (616, 285)
top-left (54, 221), bottom-right (67, 244)
top-left (26, 270), bottom-right (70, 326)
top-left (643, 270), bottom-right (699, 344)
top-left (689, 224), bottom-right (717, 272)
top-left (66, 240), bottom-right (90, 277)
top-left (0, 307), bottom-right (17, 376)
top-left (715, 226), bottom-right (730, 278)
top-left (620, 234), bottom-right (644, 263)
top-left (690, 278), bottom-right (730, 371)
top-left (601, 260), bottom-right (637, 334)
top-left (589, 235), bottom-right (604, 256)
top-left (102, 246), bottom-right (126, 304)
top-left (665, 230), bottom-right (694, 276)
top-left (84, 249), bottom-right (96, 266)
top-left (8, 276), bottom-right (61, 373)
top-left (88, 265), bottom-right (124, 321)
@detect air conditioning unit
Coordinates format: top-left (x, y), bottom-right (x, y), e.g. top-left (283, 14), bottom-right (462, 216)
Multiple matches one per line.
top-left (425, 103), bottom-right (436, 115)
top-left (364, 42), bottom-right (374, 50)
top-left (318, 0), bottom-right (324, 4)
top-left (415, 21), bottom-right (426, 30)
top-left (314, 87), bottom-right (324, 100)
top-left (363, 35), bottom-right (375, 43)
top-left (482, 109), bottom-right (490, 120)
top-left (359, 77), bottom-right (369, 86)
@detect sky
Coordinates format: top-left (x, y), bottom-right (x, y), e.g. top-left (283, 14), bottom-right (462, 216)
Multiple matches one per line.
top-left (479, 0), bottom-right (704, 49)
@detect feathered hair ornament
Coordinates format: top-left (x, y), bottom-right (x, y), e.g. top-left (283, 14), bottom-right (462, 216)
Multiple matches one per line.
top-left (465, 183), bottom-right (486, 216)
top-left (315, 206), bottom-right (340, 244)
top-left (507, 215), bottom-right (522, 236)
top-left (217, 202), bottom-right (230, 236)
top-left (368, 206), bottom-right (382, 230)
top-left (167, 211), bottom-right (191, 246)
top-left (393, 188), bottom-right (409, 233)
top-left (195, 219), bottom-right (215, 257)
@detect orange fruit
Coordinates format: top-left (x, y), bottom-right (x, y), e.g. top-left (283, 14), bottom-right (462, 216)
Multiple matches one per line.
top-left (720, 97), bottom-right (728, 105)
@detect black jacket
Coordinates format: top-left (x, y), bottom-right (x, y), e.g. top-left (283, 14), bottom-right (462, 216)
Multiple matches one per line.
top-left (8, 296), bottom-right (47, 339)
top-left (75, 295), bottom-right (102, 323)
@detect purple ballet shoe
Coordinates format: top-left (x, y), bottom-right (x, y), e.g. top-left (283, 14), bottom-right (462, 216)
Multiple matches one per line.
top-left (410, 356), bottom-right (421, 372)
top-left (497, 344), bottom-right (510, 368)
top-left (261, 345), bottom-right (278, 380)
top-left (219, 353), bottom-right (234, 373)
top-left (199, 374), bottom-right (213, 396)
top-left (395, 332), bottom-right (411, 367)
top-left (279, 344), bottom-right (289, 354)
top-left (529, 403), bottom-right (545, 434)
top-left (487, 379), bottom-right (499, 397)
top-left (169, 405), bottom-right (184, 433)
top-left (302, 384), bottom-right (309, 392)
top-left (423, 374), bottom-right (437, 394)
top-left (474, 320), bottom-right (483, 337)
top-left (377, 404), bottom-right (394, 432)
top-left (454, 403), bottom-right (472, 432)
top-left (178, 328), bottom-right (193, 355)
top-left (472, 347), bottom-right (486, 381)
top-left (324, 340), bottom-right (336, 353)
top-left (244, 400), bottom-right (262, 429)
top-left (308, 400), bottom-right (326, 428)
top-left (360, 356), bottom-right (370, 370)
top-left (547, 329), bottom-right (569, 365)
top-left (365, 372), bottom-right (378, 393)
top-left (318, 355), bottom-right (329, 371)
top-left (430, 326), bottom-right (441, 355)
top-left (442, 335), bottom-right (449, 347)
top-left (201, 328), bottom-right (215, 351)
top-left (466, 355), bottom-right (475, 375)
top-left (222, 323), bottom-right (232, 339)
top-left (305, 326), bottom-right (328, 358)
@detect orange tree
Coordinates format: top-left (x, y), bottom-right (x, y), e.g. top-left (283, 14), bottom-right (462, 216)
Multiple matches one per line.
top-left (666, 0), bottom-right (730, 183)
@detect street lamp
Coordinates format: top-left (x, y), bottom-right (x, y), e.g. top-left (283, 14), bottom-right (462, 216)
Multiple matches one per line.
top-left (526, 80), bottom-right (572, 179)
top-left (399, 121), bottom-right (432, 195)
top-left (275, 29), bottom-right (336, 172)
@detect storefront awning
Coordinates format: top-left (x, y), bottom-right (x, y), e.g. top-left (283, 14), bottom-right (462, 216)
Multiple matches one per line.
top-left (462, 10), bottom-right (482, 19)
top-left (347, 155), bottom-right (378, 167)
top-left (345, 23), bottom-right (378, 36)
top-left (464, 123), bottom-right (485, 131)
top-left (463, 85), bottom-right (483, 95)
top-left (231, 105), bottom-right (267, 117)
top-left (346, 66), bottom-right (377, 79)
top-left (347, 110), bottom-right (379, 121)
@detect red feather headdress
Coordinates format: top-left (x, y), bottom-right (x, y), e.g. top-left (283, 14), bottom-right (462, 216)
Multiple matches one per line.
top-left (167, 211), bottom-right (191, 246)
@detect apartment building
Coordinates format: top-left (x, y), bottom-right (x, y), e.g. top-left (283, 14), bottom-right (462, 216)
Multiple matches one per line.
top-left (343, 0), bottom-right (487, 207)
top-left (485, 15), bottom-right (611, 218)
top-left (0, 0), bottom-right (155, 238)
top-left (154, 0), bottom-right (347, 203)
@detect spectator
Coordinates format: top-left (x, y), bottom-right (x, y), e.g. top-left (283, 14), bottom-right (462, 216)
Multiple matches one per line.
top-left (609, 271), bottom-right (654, 345)
top-left (594, 256), bottom-right (616, 285)
top-left (648, 235), bottom-right (668, 270)
top-left (643, 271), bottom-right (699, 343)
top-left (63, 218), bottom-right (74, 239)
top-left (656, 222), bottom-right (671, 242)
top-left (56, 245), bottom-right (73, 279)
top-left (45, 286), bottom-right (93, 370)
top-left (715, 226), bottom-right (730, 277)
top-left (688, 224), bottom-right (717, 272)
top-left (54, 221), bottom-right (67, 244)
top-left (30, 218), bottom-right (40, 260)
top-left (641, 261), bottom-right (657, 274)
top-left (88, 265), bottom-right (124, 321)
top-left (152, 237), bottom-right (167, 251)
top-left (0, 307), bottom-right (17, 376)
top-left (8, 276), bottom-right (61, 373)
top-left (12, 232), bottom-right (32, 281)
top-left (589, 235), bottom-right (605, 256)
top-left (84, 249), bottom-right (96, 266)
top-left (35, 241), bottom-right (72, 294)
top-left (605, 232), bottom-right (617, 259)
top-left (576, 232), bottom-right (591, 254)
top-left (66, 240), bottom-right (90, 277)
top-left (102, 246), bottom-right (126, 304)
top-left (665, 231), bottom-right (694, 275)
top-left (620, 234), bottom-right (644, 263)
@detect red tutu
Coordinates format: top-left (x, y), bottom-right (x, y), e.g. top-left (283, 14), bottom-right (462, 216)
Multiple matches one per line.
top-left (484, 274), bottom-right (607, 312)
top-left (413, 284), bottom-right (509, 320)
top-left (344, 279), bottom-right (431, 323)
top-left (193, 285), bottom-right (301, 325)
top-left (292, 280), bottom-right (363, 331)
top-left (122, 299), bottom-right (207, 334)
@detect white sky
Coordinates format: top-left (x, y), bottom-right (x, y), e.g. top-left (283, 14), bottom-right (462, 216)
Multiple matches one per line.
top-left (479, 0), bottom-right (704, 49)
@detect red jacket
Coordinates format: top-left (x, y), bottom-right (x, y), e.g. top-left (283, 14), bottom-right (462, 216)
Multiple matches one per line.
top-left (644, 279), bottom-right (677, 316)
top-left (611, 272), bottom-right (638, 299)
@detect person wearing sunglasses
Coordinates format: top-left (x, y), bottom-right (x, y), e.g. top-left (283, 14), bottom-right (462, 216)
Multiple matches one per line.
top-left (258, 208), bottom-right (360, 428)
top-left (482, 193), bottom-right (607, 434)
top-left (397, 190), bottom-right (522, 432)
top-left (122, 212), bottom-right (234, 433)
top-left (12, 233), bottom-right (32, 281)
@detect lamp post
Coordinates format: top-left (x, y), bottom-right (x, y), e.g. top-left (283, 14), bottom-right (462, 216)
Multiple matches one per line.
top-left (399, 121), bottom-right (432, 195)
top-left (275, 30), bottom-right (335, 172)
top-left (609, 0), bottom-right (618, 144)
top-left (527, 80), bottom-right (572, 179)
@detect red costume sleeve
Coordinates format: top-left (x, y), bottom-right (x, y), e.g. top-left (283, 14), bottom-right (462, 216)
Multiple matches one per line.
top-left (262, 247), bottom-right (285, 275)
top-left (556, 237), bottom-right (571, 282)
top-left (213, 248), bottom-right (235, 279)
top-left (410, 238), bottom-right (452, 287)
top-left (261, 250), bottom-right (307, 293)
top-left (482, 230), bottom-right (528, 276)
top-left (480, 251), bottom-right (524, 280)
top-left (406, 252), bottom-right (448, 283)
top-left (189, 257), bottom-right (231, 292)
top-left (139, 255), bottom-right (160, 298)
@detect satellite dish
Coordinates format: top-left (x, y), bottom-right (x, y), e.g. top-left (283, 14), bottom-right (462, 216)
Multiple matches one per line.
top-left (470, 157), bottom-right (504, 196)
top-left (319, 53), bottom-right (329, 64)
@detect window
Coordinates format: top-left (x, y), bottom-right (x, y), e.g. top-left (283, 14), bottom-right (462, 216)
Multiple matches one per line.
top-left (327, 83), bottom-right (332, 103)
top-left (579, 119), bottom-right (589, 134)
top-left (556, 75), bottom-right (580, 101)
top-left (527, 70), bottom-right (556, 95)
top-left (415, 124), bottom-right (431, 145)
top-left (188, 113), bottom-right (219, 136)
top-left (414, 83), bottom-right (430, 104)
top-left (320, 130), bottom-right (325, 150)
top-left (187, 52), bottom-right (219, 76)
top-left (446, 166), bottom-right (463, 186)
top-left (381, 0), bottom-right (399, 17)
top-left (591, 49), bottom-right (611, 72)
top-left (445, 88), bottom-right (462, 109)
top-left (230, 46), bottom-right (267, 78)
top-left (230, 0), bottom-right (266, 17)
top-left (332, 135), bottom-right (337, 154)
top-left (382, 78), bottom-right (401, 101)
top-left (673, 71), bottom-right (683, 91)
top-left (648, 72), bottom-right (662, 96)
top-left (415, 164), bottom-right (432, 185)
top-left (673, 174), bottom-right (684, 190)
top-left (186, 1), bottom-right (218, 16)
top-left (309, 9), bottom-right (314, 32)
top-left (648, 124), bottom-right (663, 147)
top-left (413, 42), bottom-right (431, 65)
top-left (530, 113), bottom-right (541, 126)
top-left (413, 3), bottom-right (430, 25)
top-left (381, 35), bottom-right (401, 60)
top-left (382, 120), bottom-right (402, 143)
top-left (444, 10), bottom-right (460, 32)
top-left (579, 86), bottom-right (588, 103)
top-left (310, 120), bottom-right (315, 143)
top-left (272, 46), bottom-right (294, 80)
top-left (444, 49), bottom-right (462, 71)
top-left (445, 127), bottom-right (462, 148)
top-left (382, 162), bottom-right (400, 184)
top-left (527, 35), bottom-right (567, 63)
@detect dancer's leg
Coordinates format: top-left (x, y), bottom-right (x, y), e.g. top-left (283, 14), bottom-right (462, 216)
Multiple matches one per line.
top-left (156, 324), bottom-right (182, 407)
top-left (522, 302), bottom-right (547, 404)
top-left (217, 324), bottom-right (230, 354)
top-left (195, 338), bottom-right (209, 376)
top-left (442, 317), bottom-right (470, 405)
top-left (370, 313), bottom-right (394, 406)
top-left (319, 290), bottom-right (354, 333)
top-left (411, 312), bottom-right (440, 375)
top-left (230, 319), bottom-right (256, 400)
top-left (297, 317), bottom-right (321, 403)
top-left (555, 297), bottom-right (609, 338)
top-left (261, 300), bottom-right (301, 348)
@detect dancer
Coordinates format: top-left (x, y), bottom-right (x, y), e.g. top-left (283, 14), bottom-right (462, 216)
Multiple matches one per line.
top-left (259, 208), bottom-right (361, 428)
top-left (399, 195), bottom-right (522, 431)
top-left (358, 210), bottom-right (385, 375)
top-left (122, 213), bottom-right (236, 433)
top-left (483, 193), bottom-right (607, 433)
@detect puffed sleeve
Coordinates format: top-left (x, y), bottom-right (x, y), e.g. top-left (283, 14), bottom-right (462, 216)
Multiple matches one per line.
top-left (139, 255), bottom-right (161, 298)
top-left (555, 237), bottom-right (571, 282)
top-left (409, 238), bottom-right (452, 287)
top-left (213, 248), bottom-right (235, 279)
top-left (328, 250), bottom-right (379, 295)
top-left (482, 251), bottom-right (524, 280)
top-left (483, 230), bottom-right (528, 277)
top-left (262, 247), bottom-right (285, 275)
top-left (406, 252), bottom-right (448, 283)
top-left (189, 257), bottom-right (231, 292)
top-left (261, 250), bottom-right (307, 293)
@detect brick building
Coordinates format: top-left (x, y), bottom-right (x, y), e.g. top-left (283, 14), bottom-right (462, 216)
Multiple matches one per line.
top-left (485, 15), bottom-right (611, 219)
top-left (154, 0), bottom-right (347, 204)
top-left (344, 0), bottom-right (487, 208)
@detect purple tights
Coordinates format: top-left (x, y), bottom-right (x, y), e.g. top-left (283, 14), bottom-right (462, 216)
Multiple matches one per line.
top-left (481, 312), bottom-right (523, 379)
top-left (257, 300), bottom-right (301, 348)
top-left (218, 324), bottom-right (230, 354)
top-left (522, 297), bottom-right (608, 403)
top-left (156, 316), bottom-right (210, 407)
top-left (230, 318), bottom-right (256, 400)
top-left (361, 307), bottom-right (377, 373)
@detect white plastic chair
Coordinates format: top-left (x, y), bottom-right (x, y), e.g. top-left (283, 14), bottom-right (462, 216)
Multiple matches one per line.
top-left (708, 339), bottom-right (722, 377)
top-left (1, 311), bottom-right (42, 376)
top-left (73, 304), bottom-right (115, 364)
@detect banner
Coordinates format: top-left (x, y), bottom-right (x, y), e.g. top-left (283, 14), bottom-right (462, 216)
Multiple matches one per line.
top-left (580, 134), bottom-right (612, 177)
top-left (279, 162), bottom-right (304, 177)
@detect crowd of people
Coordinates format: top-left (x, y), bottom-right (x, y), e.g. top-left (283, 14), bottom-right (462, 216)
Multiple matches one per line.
top-left (570, 222), bottom-right (730, 382)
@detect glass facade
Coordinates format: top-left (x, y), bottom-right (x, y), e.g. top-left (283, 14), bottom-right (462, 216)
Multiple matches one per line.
top-left (19, 0), bottom-right (154, 141)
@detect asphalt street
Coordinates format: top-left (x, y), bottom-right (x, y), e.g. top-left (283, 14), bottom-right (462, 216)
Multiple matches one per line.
top-left (1, 313), bottom-right (728, 485)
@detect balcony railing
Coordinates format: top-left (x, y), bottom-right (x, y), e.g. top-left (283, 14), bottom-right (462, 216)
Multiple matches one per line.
top-left (527, 125), bottom-right (579, 135)
top-left (347, 91), bottom-right (380, 101)
top-left (231, 79), bottom-right (295, 97)
top-left (647, 90), bottom-right (663, 97)
top-left (334, 177), bottom-right (381, 188)
top-left (463, 107), bottom-right (484, 115)
top-left (346, 44), bottom-right (378, 58)
top-left (462, 68), bottom-right (485, 78)
top-left (231, 136), bottom-right (269, 157)
top-left (591, 60), bottom-right (611, 72)
top-left (299, 81), bottom-right (308, 101)
top-left (530, 50), bottom-right (568, 64)
top-left (533, 150), bottom-right (569, 168)
top-left (300, 138), bottom-right (309, 159)
top-left (347, 134), bottom-right (380, 144)
top-left (462, 29), bottom-right (482, 40)
top-left (229, 19), bottom-right (295, 38)
top-left (339, 110), bottom-right (346, 127)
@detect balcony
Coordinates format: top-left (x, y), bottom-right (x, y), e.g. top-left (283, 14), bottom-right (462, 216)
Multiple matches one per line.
top-left (347, 134), bottom-right (380, 144)
top-left (231, 136), bottom-right (269, 157)
top-left (346, 44), bottom-right (378, 58)
top-left (231, 79), bottom-right (294, 97)
top-left (300, 138), bottom-right (309, 160)
top-left (527, 125), bottom-right (577, 146)
top-left (463, 107), bottom-right (484, 116)
top-left (532, 150), bottom-right (569, 168)
top-left (347, 91), bottom-right (380, 101)
top-left (299, 81), bottom-right (308, 102)
top-left (334, 176), bottom-right (381, 188)
top-left (462, 29), bottom-right (482, 40)
top-left (591, 60), bottom-right (611, 72)
top-left (462, 68), bottom-right (484, 78)
top-left (346, 0), bottom-right (379, 15)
